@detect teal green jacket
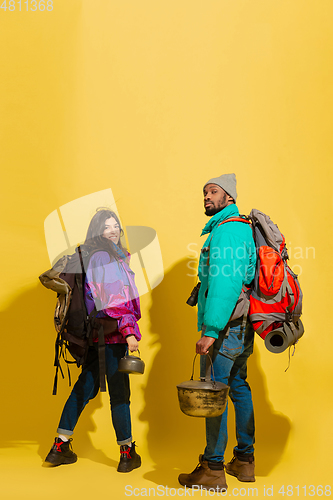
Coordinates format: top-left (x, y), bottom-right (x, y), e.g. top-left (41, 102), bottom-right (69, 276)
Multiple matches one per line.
top-left (197, 204), bottom-right (256, 339)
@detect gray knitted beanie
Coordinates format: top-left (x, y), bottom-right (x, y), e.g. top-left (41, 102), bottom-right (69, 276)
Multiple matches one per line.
top-left (203, 173), bottom-right (237, 201)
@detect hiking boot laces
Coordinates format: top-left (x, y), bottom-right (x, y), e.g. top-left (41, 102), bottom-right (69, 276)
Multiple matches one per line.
top-left (53, 438), bottom-right (73, 453)
top-left (120, 447), bottom-right (132, 459)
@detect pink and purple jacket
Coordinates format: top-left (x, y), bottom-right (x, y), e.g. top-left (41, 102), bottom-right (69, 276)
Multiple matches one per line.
top-left (84, 250), bottom-right (141, 344)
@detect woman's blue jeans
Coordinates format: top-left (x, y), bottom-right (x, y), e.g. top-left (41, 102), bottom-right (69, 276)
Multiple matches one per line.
top-left (57, 343), bottom-right (132, 445)
top-left (200, 319), bottom-right (255, 463)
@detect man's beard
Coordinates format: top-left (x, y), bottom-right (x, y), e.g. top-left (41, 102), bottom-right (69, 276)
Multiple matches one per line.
top-left (204, 193), bottom-right (228, 216)
top-left (205, 205), bottom-right (222, 216)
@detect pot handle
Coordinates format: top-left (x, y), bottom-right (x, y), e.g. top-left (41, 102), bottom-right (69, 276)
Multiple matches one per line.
top-left (190, 353), bottom-right (218, 386)
top-left (125, 348), bottom-right (141, 358)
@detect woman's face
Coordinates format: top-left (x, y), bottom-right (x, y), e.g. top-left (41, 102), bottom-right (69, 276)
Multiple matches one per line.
top-left (102, 217), bottom-right (121, 245)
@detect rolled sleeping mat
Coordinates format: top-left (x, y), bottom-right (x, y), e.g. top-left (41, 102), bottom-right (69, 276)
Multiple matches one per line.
top-left (264, 320), bottom-right (304, 354)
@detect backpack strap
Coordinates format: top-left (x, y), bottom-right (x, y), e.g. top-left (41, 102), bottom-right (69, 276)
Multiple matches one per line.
top-left (206, 216), bottom-right (251, 267)
top-left (52, 331), bottom-right (65, 396)
top-left (78, 246), bottom-right (109, 392)
top-left (97, 322), bottom-right (107, 392)
top-left (204, 217), bottom-right (252, 326)
top-left (76, 245), bottom-right (89, 331)
top-left (218, 216), bottom-right (251, 226)
top-left (240, 290), bottom-right (250, 332)
top-left (286, 280), bottom-right (295, 312)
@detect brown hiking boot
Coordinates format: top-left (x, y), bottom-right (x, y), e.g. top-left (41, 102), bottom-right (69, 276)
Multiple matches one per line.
top-left (225, 453), bottom-right (255, 482)
top-left (178, 455), bottom-right (227, 492)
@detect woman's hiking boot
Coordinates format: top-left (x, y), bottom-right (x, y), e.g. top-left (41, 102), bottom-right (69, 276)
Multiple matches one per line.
top-left (117, 442), bottom-right (141, 473)
top-left (44, 437), bottom-right (77, 466)
top-left (225, 452), bottom-right (255, 482)
top-left (178, 455), bottom-right (227, 492)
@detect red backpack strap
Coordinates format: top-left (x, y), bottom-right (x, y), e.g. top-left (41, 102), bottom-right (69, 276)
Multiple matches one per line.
top-left (218, 217), bottom-right (251, 227)
top-left (206, 217), bottom-right (251, 266)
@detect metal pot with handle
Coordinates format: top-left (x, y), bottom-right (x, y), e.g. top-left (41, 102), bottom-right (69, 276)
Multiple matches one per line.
top-left (177, 353), bottom-right (229, 418)
top-left (118, 349), bottom-right (145, 375)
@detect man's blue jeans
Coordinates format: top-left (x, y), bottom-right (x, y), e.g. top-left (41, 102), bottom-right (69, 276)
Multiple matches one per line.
top-left (57, 343), bottom-right (132, 445)
top-left (200, 319), bottom-right (255, 463)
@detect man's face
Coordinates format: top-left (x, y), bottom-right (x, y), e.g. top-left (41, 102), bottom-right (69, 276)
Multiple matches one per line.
top-left (203, 183), bottom-right (231, 216)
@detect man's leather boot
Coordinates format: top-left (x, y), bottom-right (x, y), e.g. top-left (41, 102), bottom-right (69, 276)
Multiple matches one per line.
top-left (225, 452), bottom-right (255, 482)
top-left (178, 455), bottom-right (227, 492)
top-left (45, 437), bottom-right (77, 466)
top-left (117, 442), bottom-right (141, 473)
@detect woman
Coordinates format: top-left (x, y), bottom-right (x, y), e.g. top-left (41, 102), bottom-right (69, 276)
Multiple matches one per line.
top-left (45, 209), bottom-right (142, 473)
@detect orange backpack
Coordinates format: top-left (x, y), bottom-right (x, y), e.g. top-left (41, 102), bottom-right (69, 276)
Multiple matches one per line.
top-left (219, 209), bottom-right (304, 354)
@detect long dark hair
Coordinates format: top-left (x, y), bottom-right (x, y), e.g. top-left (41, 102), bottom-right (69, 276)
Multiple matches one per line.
top-left (84, 208), bottom-right (126, 259)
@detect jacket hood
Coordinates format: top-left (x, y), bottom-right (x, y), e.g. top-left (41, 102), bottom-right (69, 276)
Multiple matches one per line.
top-left (201, 204), bottom-right (240, 236)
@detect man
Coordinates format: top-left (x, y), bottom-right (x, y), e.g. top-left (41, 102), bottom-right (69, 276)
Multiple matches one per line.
top-left (178, 173), bottom-right (257, 491)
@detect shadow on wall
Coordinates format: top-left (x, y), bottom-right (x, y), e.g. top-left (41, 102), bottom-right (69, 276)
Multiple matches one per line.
top-left (0, 284), bottom-right (118, 469)
top-left (140, 258), bottom-right (291, 486)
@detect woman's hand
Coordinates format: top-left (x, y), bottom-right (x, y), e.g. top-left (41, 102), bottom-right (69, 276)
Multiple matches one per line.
top-left (126, 334), bottom-right (139, 352)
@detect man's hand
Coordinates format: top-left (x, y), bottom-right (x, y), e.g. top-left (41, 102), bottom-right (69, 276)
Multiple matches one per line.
top-left (126, 335), bottom-right (139, 352)
top-left (196, 335), bottom-right (215, 355)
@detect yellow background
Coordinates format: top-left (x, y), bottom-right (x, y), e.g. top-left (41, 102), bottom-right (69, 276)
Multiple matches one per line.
top-left (1, 0), bottom-right (332, 498)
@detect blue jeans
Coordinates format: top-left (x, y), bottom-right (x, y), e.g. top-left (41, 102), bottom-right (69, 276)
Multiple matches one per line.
top-left (57, 344), bottom-right (132, 445)
top-left (200, 319), bottom-right (255, 462)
